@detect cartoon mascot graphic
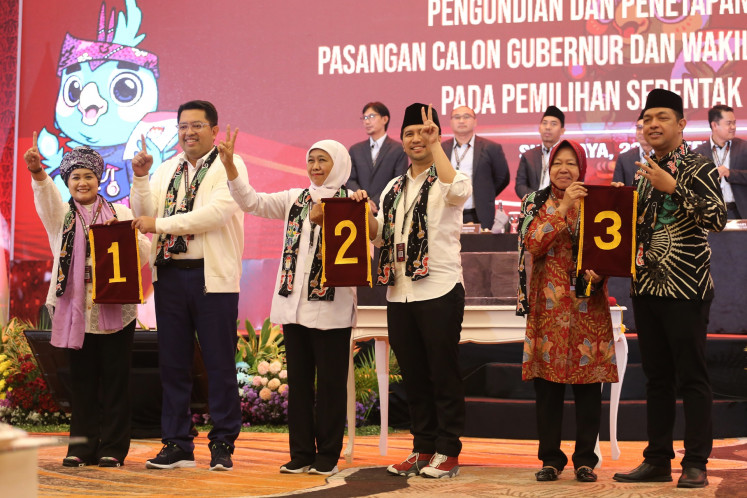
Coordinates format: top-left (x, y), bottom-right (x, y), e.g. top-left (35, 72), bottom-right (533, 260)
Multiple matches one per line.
top-left (37, 0), bottom-right (177, 203)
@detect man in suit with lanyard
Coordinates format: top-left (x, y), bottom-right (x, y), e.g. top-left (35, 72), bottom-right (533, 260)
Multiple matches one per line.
top-left (515, 106), bottom-right (565, 199)
top-left (441, 106), bottom-right (510, 226)
top-left (613, 111), bottom-right (653, 186)
top-left (693, 105), bottom-right (745, 219)
top-left (348, 101), bottom-right (409, 215)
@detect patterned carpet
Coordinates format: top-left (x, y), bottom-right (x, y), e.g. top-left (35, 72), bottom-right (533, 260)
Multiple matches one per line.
top-left (32, 432), bottom-right (747, 497)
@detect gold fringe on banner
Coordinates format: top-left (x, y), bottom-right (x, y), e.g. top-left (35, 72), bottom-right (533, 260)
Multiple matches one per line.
top-left (89, 230), bottom-right (98, 301)
top-left (364, 202), bottom-right (372, 287)
top-left (631, 191), bottom-right (638, 281)
top-left (321, 202), bottom-right (328, 288)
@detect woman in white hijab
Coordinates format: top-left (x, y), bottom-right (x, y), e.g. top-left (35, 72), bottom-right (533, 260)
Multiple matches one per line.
top-left (223, 137), bottom-right (356, 477)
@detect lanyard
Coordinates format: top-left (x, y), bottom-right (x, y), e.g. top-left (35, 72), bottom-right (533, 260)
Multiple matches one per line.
top-left (399, 172), bottom-right (428, 235)
top-left (179, 147), bottom-right (218, 208)
top-left (712, 142), bottom-right (730, 167)
top-left (454, 142), bottom-right (471, 169)
top-left (79, 200), bottom-right (104, 257)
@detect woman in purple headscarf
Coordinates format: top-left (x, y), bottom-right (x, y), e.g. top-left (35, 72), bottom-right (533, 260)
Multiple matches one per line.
top-left (516, 139), bottom-right (618, 483)
top-left (24, 134), bottom-right (150, 468)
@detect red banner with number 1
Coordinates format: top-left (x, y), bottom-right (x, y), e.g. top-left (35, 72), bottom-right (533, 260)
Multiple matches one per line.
top-left (321, 198), bottom-right (372, 287)
top-left (88, 221), bottom-right (144, 304)
top-left (577, 185), bottom-right (638, 278)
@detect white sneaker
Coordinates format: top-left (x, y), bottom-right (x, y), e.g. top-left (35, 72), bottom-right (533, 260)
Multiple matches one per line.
top-left (420, 452), bottom-right (460, 478)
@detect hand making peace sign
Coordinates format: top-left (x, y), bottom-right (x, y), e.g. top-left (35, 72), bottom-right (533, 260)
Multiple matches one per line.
top-left (419, 104), bottom-right (440, 145)
top-left (218, 125), bottom-right (238, 167)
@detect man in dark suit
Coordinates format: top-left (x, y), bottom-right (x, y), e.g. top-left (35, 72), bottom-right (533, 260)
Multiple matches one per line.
top-left (348, 101), bottom-right (408, 214)
top-left (514, 106), bottom-right (565, 199)
top-left (613, 111), bottom-right (653, 186)
top-left (693, 105), bottom-right (745, 219)
top-left (441, 106), bottom-right (510, 226)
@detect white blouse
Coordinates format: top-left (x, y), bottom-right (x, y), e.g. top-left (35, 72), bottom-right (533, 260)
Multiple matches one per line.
top-left (228, 177), bottom-right (356, 330)
top-left (373, 168), bottom-right (472, 303)
top-left (33, 176), bottom-right (151, 334)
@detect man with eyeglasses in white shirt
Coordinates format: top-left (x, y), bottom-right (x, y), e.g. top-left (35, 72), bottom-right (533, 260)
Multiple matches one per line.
top-left (348, 102), bottom-right (408, 215)
top-left (614, 111), bottom-right (653, 187)
top-left (693, 105), bottom-right (745, 219)
top-left (130, 100), bottom-right (246, 472)
top-left (515, 106), bottom-right (565, 199)
top-left (441, 106), bottom-right (510, 226)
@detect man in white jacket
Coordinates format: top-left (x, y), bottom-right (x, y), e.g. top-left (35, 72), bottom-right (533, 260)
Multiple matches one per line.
top-left (131, 100), bottom-right (247, 472)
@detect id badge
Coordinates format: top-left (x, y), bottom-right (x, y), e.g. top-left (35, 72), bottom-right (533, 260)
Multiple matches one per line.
top-left (568, 271), bottom-right (576, 291)
top-left (84, 265), bottom-right (92, 284)
top-left (396, 243), bottom-right (406, 262)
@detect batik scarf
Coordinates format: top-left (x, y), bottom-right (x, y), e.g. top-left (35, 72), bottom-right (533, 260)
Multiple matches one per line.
top-left (53, 196), bottom-right (121, 349)
top-left (376, 165), bottom-right (437, 286)
top-left (634, 141), bottom-right (684, 269)
top-left (155, 147), bottom-right (218, 265)
top-left (515, 186), bottom-right (552, 316)
top-left (278, 188), bottom-right (346, 300)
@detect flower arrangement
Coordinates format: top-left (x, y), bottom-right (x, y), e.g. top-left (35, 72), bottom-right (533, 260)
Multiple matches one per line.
top-left (236, 360), bottom-right (288, 426)
top-left (194, 318), bottom-right (403, 430)
top-left (0, 318), bottom-right (67, 425)
top-left (234, 319), bottom-right (289, 426)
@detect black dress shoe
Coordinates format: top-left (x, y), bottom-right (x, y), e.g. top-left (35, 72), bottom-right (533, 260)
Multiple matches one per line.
top-left (535, 466), bottom-right (560, 481)
top-left (613, 462), bottom-right (672, 482)
top-left (575, 466), bottom-right (597, 482)
top-left (677, 468), bottom-right (708, 488)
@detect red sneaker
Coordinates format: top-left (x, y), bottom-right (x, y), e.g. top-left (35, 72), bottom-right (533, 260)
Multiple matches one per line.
top-left (420, 452), bottom-right (459, 478)
top-left (386, 452), bottom-right (434, 476)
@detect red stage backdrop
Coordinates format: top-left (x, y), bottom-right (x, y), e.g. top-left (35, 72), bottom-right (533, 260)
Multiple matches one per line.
top-left (7, 0), bottom-right (747, 324)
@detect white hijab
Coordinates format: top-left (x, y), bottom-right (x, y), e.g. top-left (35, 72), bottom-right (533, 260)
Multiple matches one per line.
top-left (307, 140), bottom-right (352, 203)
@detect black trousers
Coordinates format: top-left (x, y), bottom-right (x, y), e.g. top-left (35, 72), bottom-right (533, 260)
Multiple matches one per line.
top-left (387, 283), bottom-right (466, 457)
top-left (153, 266), bottom-right (241, 452)
top-left (283, 324), bottom-right (351, 467)
top-left (67, 320), bottom-right (135, 463)
top-left (533, 378), bottom-right (602, 471)
top-left (632, 296), bottom-right (712, 470)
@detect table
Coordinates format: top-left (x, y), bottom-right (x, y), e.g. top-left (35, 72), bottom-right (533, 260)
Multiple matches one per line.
top-left (344, 305), bottom-right (628, 463)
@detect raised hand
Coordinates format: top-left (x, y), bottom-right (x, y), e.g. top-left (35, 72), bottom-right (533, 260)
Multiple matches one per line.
top-left (218, 125), bottom-right (238, 166)
top-left (218, 125), bottom-right (241, 181)
top-left (419, 104), bottom-right (440, 145)
top-left (24, 131), bottom-right (43, 173)
top-left (132, 134), bottom-right (154, 177)
top-left (637, 155), bottom-right (676, 194)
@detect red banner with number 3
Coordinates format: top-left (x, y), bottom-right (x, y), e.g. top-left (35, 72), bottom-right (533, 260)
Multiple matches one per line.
top-left (88, 221), bottom-right (144, 304)
top-left (321, 198), bottom-right (372, 287)
top-left (577, 185), bottom-right (638, 278)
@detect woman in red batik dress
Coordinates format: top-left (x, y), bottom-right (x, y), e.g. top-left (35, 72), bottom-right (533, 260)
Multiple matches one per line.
top-left (516, 139), bottom-right (618, 483)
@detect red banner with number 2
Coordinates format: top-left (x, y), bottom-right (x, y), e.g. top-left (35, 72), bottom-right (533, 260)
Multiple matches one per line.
top-left (577, 185), bottom-right (638, 278)
top-left (321, 198), bottom-right (372, 287)
top-left (88, 221), bottom-right (144, 304)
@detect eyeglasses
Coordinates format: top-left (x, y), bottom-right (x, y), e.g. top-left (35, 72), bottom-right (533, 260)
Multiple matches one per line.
top-left (177, 121), bottom-right (212, 132)
top-left (360, 113), bottom-right (380, 121)
top-left (451, 114), bottom-right (475, 120)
